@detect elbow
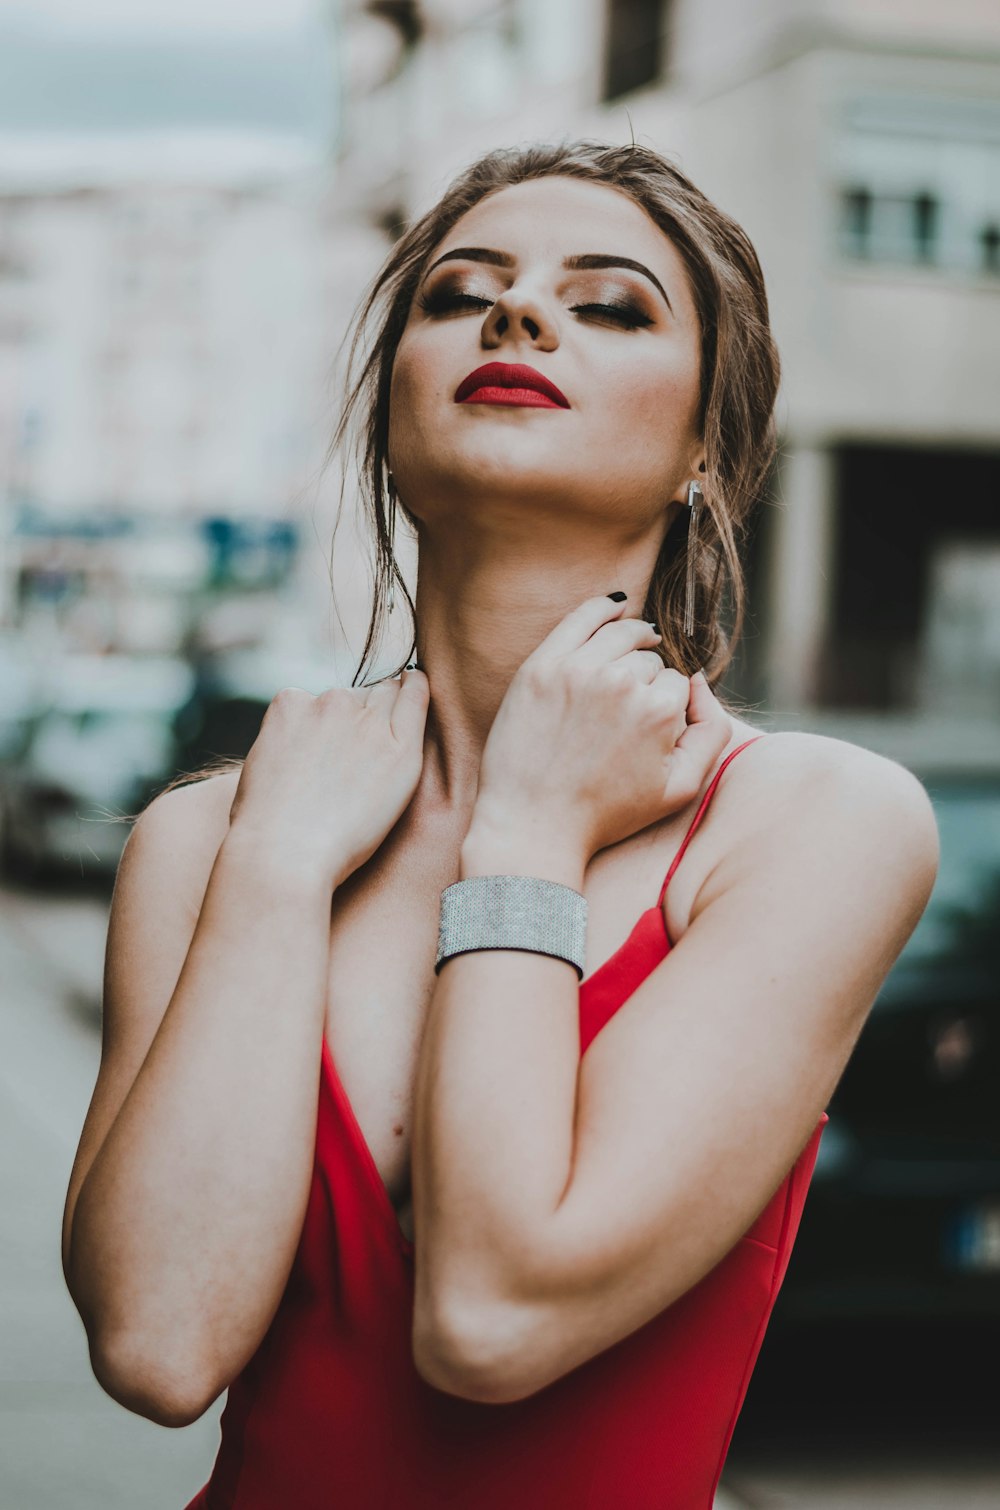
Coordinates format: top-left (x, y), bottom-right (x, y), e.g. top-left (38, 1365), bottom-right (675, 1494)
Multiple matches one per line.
top-left (89, 1328), bottom-right (221, 1428)
top-left (412, 1295), bottom-right (545, 1406)
top-left (66, 1234), bottom-right (225, 1426)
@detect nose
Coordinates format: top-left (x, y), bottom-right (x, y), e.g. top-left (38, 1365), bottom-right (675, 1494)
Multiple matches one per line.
top-left (480, 282), bottom-right (559, 353)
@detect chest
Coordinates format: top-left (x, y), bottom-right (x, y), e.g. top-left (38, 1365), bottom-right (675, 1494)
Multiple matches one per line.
top-left (322, 813), bottom-right (709, 1240)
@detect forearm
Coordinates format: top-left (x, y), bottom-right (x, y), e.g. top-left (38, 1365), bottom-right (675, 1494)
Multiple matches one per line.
top-left (69, 825), bottom-right (333, 1404)
top-left (412, 815), bottom-right (586, 1364)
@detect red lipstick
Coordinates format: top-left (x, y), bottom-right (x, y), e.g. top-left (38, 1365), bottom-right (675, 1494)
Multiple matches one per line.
top-left (454, 362), bottom-right (570, 409)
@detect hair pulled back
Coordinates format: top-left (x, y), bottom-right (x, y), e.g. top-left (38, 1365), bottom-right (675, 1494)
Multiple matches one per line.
top-left (331, 138), bottom-right (781, 695)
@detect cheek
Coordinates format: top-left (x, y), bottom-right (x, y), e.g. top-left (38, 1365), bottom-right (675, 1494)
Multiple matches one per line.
top-left (388, 333), bottom-right (458, 451)
top-left (387, 343), bottom-right (429, 459)
top-left (389, 340), bottom-right (428, 418)
top-left (396, 310), bottom-right (466, 391)
top-left (599, 351), bottom-right (700, 462)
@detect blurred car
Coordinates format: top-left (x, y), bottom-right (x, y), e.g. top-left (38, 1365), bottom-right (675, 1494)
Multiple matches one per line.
top-left (766, 717), bottom-right (1000, 1324)
top-left (0, 633), bottom-right (47, 763)
top-left (172, 645), bottom-right (347, 774)
top-left (0, 654), bottom-right (194, 883)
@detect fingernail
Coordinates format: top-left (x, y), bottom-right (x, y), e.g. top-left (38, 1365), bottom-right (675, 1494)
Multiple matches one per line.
top-left (607, 590), bottom-right (627, 601)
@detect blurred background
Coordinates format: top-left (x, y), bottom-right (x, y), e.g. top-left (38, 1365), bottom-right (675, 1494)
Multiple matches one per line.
top-left (1, 1), bottom-right (998, 1506)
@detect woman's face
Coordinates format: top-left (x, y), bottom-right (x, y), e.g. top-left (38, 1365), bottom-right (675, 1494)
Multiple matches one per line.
top-left (388, 175), bottom-right (704, 538)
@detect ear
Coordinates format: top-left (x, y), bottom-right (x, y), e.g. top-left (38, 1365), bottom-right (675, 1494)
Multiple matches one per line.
top-left (668, 440), bottom-right (707, 507)
top-left (670, 463), bottom-right (707, 508)
top-left (683, 445), bottom-right (707, 492)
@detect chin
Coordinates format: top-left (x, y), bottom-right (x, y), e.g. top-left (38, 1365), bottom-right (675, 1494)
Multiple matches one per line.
top-left (415, 459), bottom-right (603, 520)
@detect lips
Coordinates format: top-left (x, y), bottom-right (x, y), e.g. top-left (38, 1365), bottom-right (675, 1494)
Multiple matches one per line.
top-left (454, 362), bottom-right (570, 409)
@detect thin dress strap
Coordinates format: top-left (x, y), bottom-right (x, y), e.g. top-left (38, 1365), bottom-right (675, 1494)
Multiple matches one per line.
top-left (656, 735), bottom-right (766, 909)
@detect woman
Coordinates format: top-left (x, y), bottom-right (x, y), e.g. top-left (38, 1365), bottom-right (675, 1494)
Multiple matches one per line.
top-left (62, 141), bottom-right (939, 1508)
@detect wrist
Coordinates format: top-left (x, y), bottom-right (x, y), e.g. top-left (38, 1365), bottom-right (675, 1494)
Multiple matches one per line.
top-left (461, 809), bottom-right (587, 891)
top-left (221, 821), bottom-right (346, 894)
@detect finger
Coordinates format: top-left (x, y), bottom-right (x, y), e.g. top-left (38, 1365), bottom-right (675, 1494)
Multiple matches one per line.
top-left (528, 593), bottom-right (630, 661)
top-left (614, 647), bottom-right (667, 684)
top-left (357, 680), bottom-right (396, 706)
top-left (646, 666), bottom-right (691, 729)
top-left (574, 616), bottom-right (662, 667)
top-left (669, 671), bottom-right (732, 788)
top-left (390, 666), bottom-right (430, 742)
top-left (353, 676), bottom-right (401, 702)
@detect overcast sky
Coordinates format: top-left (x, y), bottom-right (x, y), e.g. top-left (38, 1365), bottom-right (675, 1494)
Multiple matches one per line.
top-left (1, 0), bottom-right (321, 39)
top-left (0, 0), bottom-right (334, 140)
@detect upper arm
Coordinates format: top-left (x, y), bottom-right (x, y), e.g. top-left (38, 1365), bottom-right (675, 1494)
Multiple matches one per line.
top-left (500, 736), bottom-right (939, 1397)
top-left (61, 768), bottom-right (243, 1286)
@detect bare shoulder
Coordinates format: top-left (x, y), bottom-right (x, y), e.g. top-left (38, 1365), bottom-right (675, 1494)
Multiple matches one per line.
top-left (720, 724), bottom-right (938, 825)
top-left (692, 723), bottom-right (941, 929)
top-left (113, 761), bottom-right (245, 951)
top-left (149, 762), bottom-right (243, 822)
top-left (118, 764), bottom-right (244, 926)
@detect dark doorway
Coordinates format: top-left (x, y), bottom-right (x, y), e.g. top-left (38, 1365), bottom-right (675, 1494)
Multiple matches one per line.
top-left (820, 444), bottom-right (1000, 710)
top-left (602, 0), bottom-right (670, 100)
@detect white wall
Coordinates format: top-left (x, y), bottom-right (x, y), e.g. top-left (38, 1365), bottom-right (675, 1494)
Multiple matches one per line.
top-left (0, 177), bottom-right (332, 518)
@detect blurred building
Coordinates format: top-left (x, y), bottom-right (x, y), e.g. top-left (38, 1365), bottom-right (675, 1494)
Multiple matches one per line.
top-left (334, 0), bottom-right (1000, 724)
top-left (0, 135), bottom-right (339, 657)
top-left (3, 2), bottom-right (997, 715)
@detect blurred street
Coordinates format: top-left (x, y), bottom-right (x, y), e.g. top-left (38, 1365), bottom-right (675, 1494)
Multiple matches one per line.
top-left (2, 879), bottom-right (998, 1509)
top-left (0, 880), bottom-right (223, 1510)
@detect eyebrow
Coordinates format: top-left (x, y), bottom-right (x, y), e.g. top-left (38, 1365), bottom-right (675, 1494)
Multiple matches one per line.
top-left (421, 246), bottom-right (674, 315)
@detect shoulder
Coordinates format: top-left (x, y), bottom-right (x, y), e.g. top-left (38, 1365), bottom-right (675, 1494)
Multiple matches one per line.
top-left (121, 765), bottom-right (243, 917)
top-left (722, 726), bottom-right (937, 831)
top-left (696, 726), bottom-right (940, 926)
top-left (136, 763), bottom-right (242, 838)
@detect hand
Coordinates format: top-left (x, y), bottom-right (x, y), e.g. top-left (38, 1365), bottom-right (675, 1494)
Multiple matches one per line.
top-left (473, 595), bottom-right (733, 861)
top-left (227, 670), bottom-right (430, 888)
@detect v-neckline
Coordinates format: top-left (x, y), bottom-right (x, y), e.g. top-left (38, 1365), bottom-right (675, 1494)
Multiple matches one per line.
top-left (319, 901), bottom-right (673, 1266)
top-left (317, 734), bottom-right (768, 1268)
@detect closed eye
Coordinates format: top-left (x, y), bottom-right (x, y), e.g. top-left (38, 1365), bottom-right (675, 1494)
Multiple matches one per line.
top-left (417, 290), bottom-right (492, 315)
top-left (570, 302), bottom-right (653, 330)
top-left (417, 288), bottom-right (653, 330)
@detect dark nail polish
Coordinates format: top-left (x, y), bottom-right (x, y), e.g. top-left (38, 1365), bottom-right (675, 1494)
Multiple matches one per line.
top-left (607, 590), bottom-right (627, 602)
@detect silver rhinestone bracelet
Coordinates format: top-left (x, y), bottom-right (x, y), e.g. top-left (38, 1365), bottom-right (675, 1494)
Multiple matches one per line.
top-left (435, 874), bottom-right (588, 979)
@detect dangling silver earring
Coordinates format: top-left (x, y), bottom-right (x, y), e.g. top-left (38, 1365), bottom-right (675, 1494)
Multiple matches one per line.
top-left (683, 480), bottom-right (702, 637)
top-left (386, 473), bottom-right (397, 615)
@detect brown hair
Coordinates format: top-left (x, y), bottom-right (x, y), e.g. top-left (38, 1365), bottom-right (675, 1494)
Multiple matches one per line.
top-left (147, 136), bottom-right (780, 812)
top-left (332, 137), bottom-right (781, 705)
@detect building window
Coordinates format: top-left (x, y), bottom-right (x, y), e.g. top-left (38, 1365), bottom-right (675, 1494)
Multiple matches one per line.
top-left (838, 186), bottom-right (942, 267)
top-left (835, 96), bottom-right (1000, 280)
top-left (840, 186), bottom-right (872, 259)
top-left (911, 191), bottom-right (939, 263)
top-left (602, 0), bottom-right (667, 102)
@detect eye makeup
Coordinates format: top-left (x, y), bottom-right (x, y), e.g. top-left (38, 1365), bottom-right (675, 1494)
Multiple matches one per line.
top-left (416, 279), bottom-right (656, 330)
top-left (420, 245), bottom-right (675, 315)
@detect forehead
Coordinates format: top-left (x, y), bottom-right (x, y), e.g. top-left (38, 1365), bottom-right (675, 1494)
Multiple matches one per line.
top-left (431, 175), bottom-right (691, 299)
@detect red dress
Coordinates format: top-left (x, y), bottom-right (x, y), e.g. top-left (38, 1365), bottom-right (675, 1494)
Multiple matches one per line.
top-left (186, 735), bottom-right (827, 1509)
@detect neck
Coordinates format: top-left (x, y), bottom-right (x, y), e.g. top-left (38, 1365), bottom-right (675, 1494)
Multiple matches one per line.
top-left (406, 521), bottom-right (665, 822)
